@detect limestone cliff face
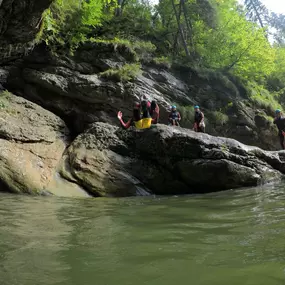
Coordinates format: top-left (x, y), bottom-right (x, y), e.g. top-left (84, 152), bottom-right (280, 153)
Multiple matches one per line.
top-left (0, 0), bottom-right (53, 63)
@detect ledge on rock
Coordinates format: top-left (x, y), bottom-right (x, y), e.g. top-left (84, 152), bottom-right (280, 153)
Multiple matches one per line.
top-left (61, 123), bottom-right (285, 197)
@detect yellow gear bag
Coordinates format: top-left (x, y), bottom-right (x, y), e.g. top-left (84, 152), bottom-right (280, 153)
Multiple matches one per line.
top-left (134, 118), bottom-right (152, 129)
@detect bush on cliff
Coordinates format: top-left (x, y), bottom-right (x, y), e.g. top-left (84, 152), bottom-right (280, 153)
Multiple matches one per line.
top-left (100, 63), bottom-right (142, 82)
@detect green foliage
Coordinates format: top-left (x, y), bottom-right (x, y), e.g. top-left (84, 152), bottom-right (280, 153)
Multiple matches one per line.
top-left (0, 90), bottom-right (11, 110)
top-left (198, 0), bottom-right (275, 79)
top-left (152, 56), bottom-right (171, 68)
top-left (97, 0), bottom-right (157, 41)
top-left (90, 37), bottom-right (156, 60)
top-left (247, 82), bottom-right (281, 114)
top-left (92, 38), bottom-right (155, 53)
top-left (100, 63), bottom-right (142, 82)
top-left (208, 111), bottom-right (229, 126)
top-left (178, 105), bottom-right (195, 128)
top-left (42, 0), bottom-right (107, 52)
top-left (267, 47), bottom-right (285, 91)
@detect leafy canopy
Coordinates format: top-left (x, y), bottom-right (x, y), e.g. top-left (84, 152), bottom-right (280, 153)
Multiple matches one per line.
top-left (42, 0), bottom-right (107, 51)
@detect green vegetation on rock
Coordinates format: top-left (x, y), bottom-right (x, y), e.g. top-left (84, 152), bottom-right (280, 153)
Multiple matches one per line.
top-left (0, 90), bottom-right (12, 110)
top-left (40, 0), bottom-right (285, 84)
top-left (36, 0), bottom-right (285, 121)
top-left (100, 63), bottom-right (142, 82)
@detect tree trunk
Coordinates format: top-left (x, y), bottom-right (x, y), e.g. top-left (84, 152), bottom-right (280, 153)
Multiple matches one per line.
top-left (173, 0), bottom-right (182, 56)
top-left (181, 0), bottom-right (194, 52)
top-left (115, 0), bottom-right (124, 16)
top-left (171, 0), bottom-right (190, 58)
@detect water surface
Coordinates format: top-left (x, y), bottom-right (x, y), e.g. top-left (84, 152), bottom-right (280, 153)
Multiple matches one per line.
top-left (0, 184), bottom-right (285, 285)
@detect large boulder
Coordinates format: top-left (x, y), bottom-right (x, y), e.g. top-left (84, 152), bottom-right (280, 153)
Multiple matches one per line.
top-left (59, 123), bottom-right (153, 197)
top-left (0, 91), bottom-right (70, 194)
top-left (60, 122), bottom-right (285, 197)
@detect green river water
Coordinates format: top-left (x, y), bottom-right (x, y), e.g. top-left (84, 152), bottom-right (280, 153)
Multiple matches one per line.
top-left (1, 184), bottom-right (285, 285)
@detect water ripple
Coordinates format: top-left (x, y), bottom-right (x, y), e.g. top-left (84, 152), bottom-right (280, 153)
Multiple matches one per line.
top-left (0, 184), bottom-right (285, 284)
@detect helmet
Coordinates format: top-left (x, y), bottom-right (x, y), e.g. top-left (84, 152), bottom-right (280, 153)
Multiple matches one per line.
top-left (194, 105), bottom-right (199, 109)
top-left (276, 109), bottom-right (281, 114)
top-left (141, 100), bottom-right (148, 111)
top-left (134, 102), bottom-right (140, 109)
top-left (172, 105), bottom-right (176, 109)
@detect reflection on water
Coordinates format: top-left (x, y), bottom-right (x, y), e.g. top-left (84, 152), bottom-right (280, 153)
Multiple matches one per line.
top-left (0, 184), bottom-right (285, 285)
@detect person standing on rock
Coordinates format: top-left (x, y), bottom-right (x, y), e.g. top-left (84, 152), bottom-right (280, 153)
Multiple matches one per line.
top-left (150, 100), bottom-right (160, 124)
top-left (168, 105), bottom-right (181, 126)
top-left (193, 105), bottom-right (205, 133)
top-left (273, 109), bottom-right (285, 150)
top-left (117, 101), bottom-right (152, 130)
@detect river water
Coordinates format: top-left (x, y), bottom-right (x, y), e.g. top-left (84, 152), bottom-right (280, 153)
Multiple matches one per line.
top-left (0, 184), bottom-right (285, 285)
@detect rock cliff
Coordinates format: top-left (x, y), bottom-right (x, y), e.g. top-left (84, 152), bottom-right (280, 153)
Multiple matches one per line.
top-left (0, 0), bottom-right (53, 64)
top-left (5, 43), bottom-right (280, 150)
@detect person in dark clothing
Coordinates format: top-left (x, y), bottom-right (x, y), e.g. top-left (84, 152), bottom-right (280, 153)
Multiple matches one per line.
top-left (168, 105), bottom-right (181, 126)
top-left (273, 109), bottom-right (285, 150)
top-left (193, 105), bottom-right (205, 133)
top-left (150, 100), bottom-right (160, 124)
top-left (140, 95), bottom-right (151, 109)
top-left (117, 102), bottom-right (141, 129)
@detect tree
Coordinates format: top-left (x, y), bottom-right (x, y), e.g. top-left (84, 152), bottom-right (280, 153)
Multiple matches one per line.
top-left (244, 0), bottom-right (268, 29)
top-left (269, 12), bottom-right (285, 46)
top-left (170, 0), bottom-right (190, 57)
top-left (42, 0), bottom-right (108, 50)
top-left (198, 0), bottom-right (275, 79)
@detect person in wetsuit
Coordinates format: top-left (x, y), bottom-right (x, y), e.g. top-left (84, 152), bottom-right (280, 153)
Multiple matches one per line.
top-left (193, 105), bottom-right (205, 133)
top-left (273, 109), bottom-right (285, 150)
top-left (150, 100), bottom-right (160, 124)
top-left (168, 105), bottom-right (181, 126)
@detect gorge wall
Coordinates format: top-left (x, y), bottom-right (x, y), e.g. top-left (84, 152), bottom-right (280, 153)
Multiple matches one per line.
top-left (0, 0), bottom-right (284, 197)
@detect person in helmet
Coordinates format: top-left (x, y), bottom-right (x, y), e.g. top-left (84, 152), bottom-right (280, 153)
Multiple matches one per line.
top-left (140, 95), bottom-right (151, 109)
top-left (193, 105), bottom-right (205, 133)
top-left (273, 109), bottom-right (285, 149)
top-left (168, 105), bottom-right (181, 126)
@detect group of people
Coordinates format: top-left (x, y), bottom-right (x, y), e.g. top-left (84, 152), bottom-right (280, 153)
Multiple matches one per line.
top-left (117, 102), bottom-right (285, 149)
top-left (117, 98), bottom-right (205, 132)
